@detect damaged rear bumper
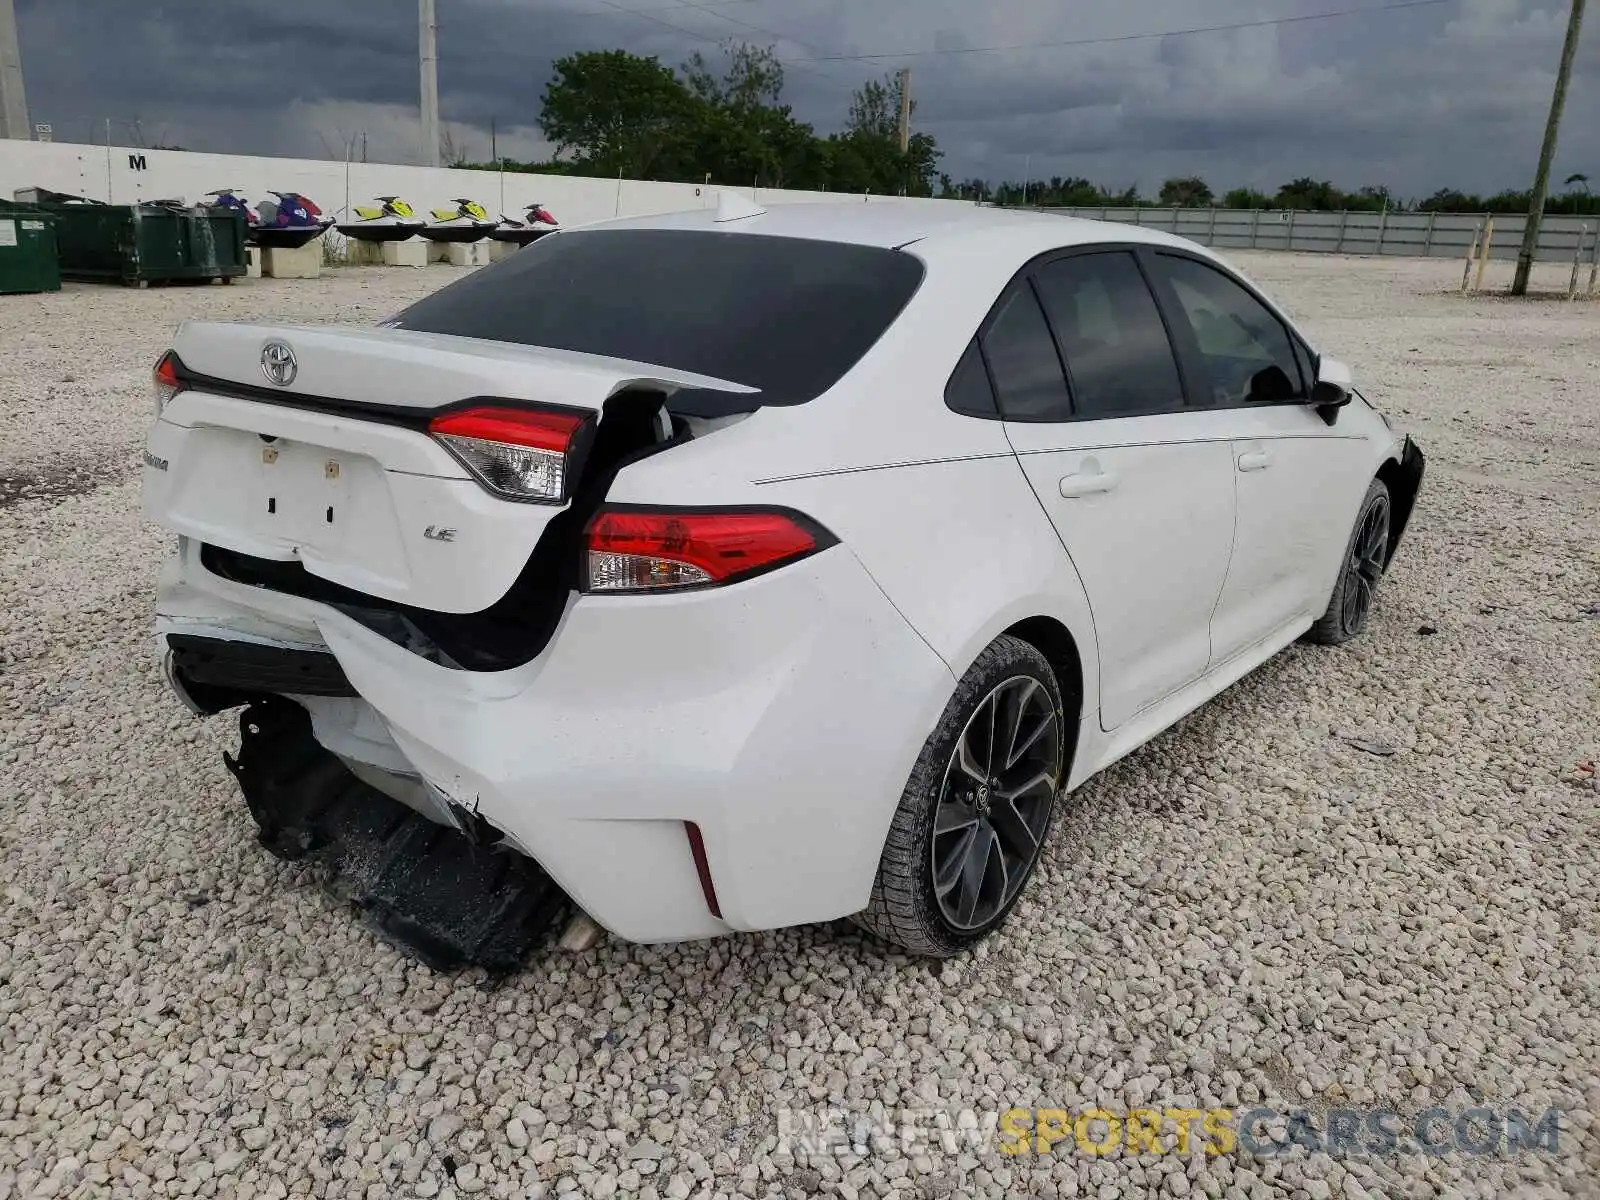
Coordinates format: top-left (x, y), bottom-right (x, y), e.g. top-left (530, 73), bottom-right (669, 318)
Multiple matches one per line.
top-left (224, 696), bottom-right (567, 972)
top-left (155, 534), bottom-right (954, 950)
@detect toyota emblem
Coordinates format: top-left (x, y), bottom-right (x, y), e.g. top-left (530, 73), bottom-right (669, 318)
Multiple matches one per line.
top-left (260, 341), bottom-right (298, 387)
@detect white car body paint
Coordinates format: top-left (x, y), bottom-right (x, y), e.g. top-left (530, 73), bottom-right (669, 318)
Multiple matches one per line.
top-left (143, 202), bottom-right (1415, 944)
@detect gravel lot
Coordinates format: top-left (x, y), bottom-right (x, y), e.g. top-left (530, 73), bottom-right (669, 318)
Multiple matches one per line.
top-left (2, 253), bottom-right (1597, 1200)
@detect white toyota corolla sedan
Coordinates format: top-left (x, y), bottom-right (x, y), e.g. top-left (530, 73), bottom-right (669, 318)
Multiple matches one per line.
top-left (143, 199), bottom-right (1424, 966)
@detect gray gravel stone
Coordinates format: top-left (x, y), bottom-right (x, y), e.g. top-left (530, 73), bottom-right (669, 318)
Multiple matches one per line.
top-left (1, 256), bottom-right (1597, 1199)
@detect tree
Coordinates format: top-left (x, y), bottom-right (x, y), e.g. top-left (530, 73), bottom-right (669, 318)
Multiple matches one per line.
top-left (847, 75), bottom-right (907, 139)
top-left (683, 42), bottom-right (784, 111)
top-left (1222, 188), bottom-right (1272, 209)
top-left (1417, 187), bottom-right (1481, 212)
top-left (827, 74), bottom-right (939, 195)
top-left (1346, 185), bottom-right (1395, 213)
top-left (1274, 177), bottom-right (1342, 210)
top-left (524, 42), bottom-right (961, 193)
top-left (1158, 176), bottom-right (1214, 207)
top-left (539, 50), bottom-right (696, 178)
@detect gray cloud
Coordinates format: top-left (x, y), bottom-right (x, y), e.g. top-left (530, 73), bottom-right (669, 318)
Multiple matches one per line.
top-left (14, 0), bottom-right (1600, 198)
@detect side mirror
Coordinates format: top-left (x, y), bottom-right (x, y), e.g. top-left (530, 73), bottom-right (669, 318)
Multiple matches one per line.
top-left (1310, 356), bottom-right (1354, 424)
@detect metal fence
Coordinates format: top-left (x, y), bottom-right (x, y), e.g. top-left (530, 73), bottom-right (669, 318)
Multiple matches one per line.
top-left (1041, 206), bottom-right (1599, 265)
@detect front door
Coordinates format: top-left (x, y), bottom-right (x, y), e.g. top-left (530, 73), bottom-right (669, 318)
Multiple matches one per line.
top-left (1145, 251), bottom-right (1375, 664)
top-left (986, 250), bottom-right (1238, 731)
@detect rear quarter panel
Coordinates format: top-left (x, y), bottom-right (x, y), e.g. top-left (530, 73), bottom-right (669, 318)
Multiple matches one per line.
top-left (607, 224), bottom-right (1106, 732)
top-left (750, 455), bottom-right (1102, 714)
top-left (602, 219), bottom-right (1273, 810)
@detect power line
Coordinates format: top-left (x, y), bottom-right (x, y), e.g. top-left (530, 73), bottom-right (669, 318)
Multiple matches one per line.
top-left (583, 0), bottom-right (859, 81)
top-left (583, 0), bottom-right (732, 47)
top-left (664, 0), bottom-right (833, 59)
top-left (608, 0), bottom-right (797, 12)
top-left (788, 0), bottom-right (1461, 63)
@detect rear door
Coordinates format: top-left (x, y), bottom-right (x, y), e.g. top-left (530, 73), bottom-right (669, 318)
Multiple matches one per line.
top-left (993, 249), bottom-right (1238, 732)
top-left (1146, 251), bottom-right (1375, 664)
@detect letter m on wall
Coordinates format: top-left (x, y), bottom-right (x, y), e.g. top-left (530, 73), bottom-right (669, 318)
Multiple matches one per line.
top-left (128, 154), bottom-right (147, 171)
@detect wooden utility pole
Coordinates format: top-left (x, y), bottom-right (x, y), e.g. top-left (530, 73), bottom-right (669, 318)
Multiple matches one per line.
top-left (895, 67), bottom-right (911, 153)
top-left (1512, 0), bottom-right (1586, 295)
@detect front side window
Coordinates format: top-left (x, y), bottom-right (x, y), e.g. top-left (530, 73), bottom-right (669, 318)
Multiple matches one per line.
top-left (1032, 252), bottom-right (1185, 419)
top-left (1155, 254), bottom-right (1305, 406)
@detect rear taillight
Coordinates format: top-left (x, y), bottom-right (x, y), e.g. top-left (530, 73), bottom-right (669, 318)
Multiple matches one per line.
top-left (428, 403), bottom-right (593, 504)
top-left (583, 507), bottom-right (835, 593)
top-left (153, 350), bottom-right (186, 414)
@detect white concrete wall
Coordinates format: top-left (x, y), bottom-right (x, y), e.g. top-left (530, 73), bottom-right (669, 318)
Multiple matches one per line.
top-left (0, 139), bottom-right (958, 227)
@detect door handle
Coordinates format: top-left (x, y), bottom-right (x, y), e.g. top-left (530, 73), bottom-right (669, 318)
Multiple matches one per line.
top-left (1058, 467), bottom-right (1120, 498)
top-left (1237, 450), bottom-right (1273, 472)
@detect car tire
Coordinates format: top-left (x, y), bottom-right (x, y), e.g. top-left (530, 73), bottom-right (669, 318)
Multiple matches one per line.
top-left (1305, 477), bottom-right (1392, 646)
top-left (854, 634), bottom-right (1067, 957)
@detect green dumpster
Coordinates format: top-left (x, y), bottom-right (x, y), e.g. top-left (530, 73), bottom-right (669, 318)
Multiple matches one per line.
top-left (0, 203), bottom-right (60, 295)
top-left (21, 192), bottom-right (248, 286)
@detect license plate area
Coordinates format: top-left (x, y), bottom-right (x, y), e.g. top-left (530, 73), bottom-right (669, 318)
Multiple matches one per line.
top-left (255, 438), bottom-right (354, 551)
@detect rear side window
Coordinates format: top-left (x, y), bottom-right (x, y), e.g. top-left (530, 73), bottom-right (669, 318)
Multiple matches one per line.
top-left (945, 339), bottom-right (997, 417)
top-left (390, 229), bottom-right (925, 407)
top-left (1154, 254), bottom-right (1305, 405)
top-left (982, 285), bottom-right (1071, 421)
top-left (1033, 252), bottom-right (1185, 419)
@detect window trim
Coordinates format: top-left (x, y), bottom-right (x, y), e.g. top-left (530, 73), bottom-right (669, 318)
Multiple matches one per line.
top-left (972, 274), bottom-right (1076, 423)
top-left (944, 241), bottom-right (1204, 424)
top-left (942, 240), bottom-right (1326, 424)
top-left (1031, 248), bottom-right (1197, 423)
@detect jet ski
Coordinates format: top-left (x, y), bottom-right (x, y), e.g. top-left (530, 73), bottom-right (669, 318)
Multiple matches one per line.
top-left (334, 196), bottom-right (425, 242)
top-left (489, 203), bottom-right (561, 246)
top-left (420, 198), bottom-right (499, 243)
top-left (200, 188), bottom-right (259, 229)
top-left (251, 191), bottom-right (333, 250)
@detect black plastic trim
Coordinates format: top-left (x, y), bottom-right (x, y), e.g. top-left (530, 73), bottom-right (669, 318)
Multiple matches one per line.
top-left (168, 633), bottom-right (357, 698)
top-left (169, 359), bottom-right (429, 428)
top-left (1383, 436), bottom-right (1426, 565)
top-left (169, 354), bottom-right (603, 438)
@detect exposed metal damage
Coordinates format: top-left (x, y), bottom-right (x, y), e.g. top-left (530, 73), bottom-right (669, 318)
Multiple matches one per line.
top-left (222, 697), bottom-right (569, 973)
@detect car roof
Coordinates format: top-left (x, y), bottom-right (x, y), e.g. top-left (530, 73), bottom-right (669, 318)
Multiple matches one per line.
top-left (580, 199), bottom-right (1196, 256)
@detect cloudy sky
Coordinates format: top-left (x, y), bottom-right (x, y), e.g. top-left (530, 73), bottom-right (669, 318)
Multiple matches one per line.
top-left (13, 0), bottom-right (1599, 199)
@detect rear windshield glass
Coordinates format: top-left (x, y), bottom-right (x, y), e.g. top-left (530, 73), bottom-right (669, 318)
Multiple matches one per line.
top-left (389, 228), bottom-right (925, 407)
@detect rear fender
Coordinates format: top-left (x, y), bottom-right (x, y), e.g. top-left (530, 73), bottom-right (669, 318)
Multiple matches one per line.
top-left (743, 452), bottom-right (1103, 760)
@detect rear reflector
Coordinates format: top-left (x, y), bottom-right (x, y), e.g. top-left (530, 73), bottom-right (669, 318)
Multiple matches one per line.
top-left (428, 404), bottom-right (592, 503)
top-left (684, 821), bottom-right (722, 919)
top-left (153, 350), bottom-right (186, 413)
top-left (583, 507), bottom-right (834, 593)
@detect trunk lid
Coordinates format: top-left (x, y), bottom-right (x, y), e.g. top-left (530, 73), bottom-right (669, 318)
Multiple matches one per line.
top-left (142, 321), bottom-right (755, 615)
